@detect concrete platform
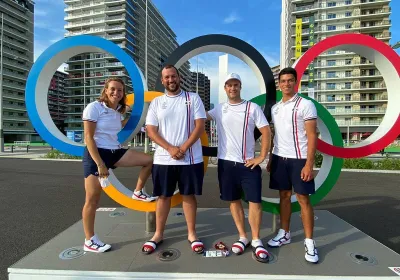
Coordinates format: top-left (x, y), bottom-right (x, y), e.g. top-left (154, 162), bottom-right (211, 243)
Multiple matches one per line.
top-left (8, 208), bottom-right (400, 279)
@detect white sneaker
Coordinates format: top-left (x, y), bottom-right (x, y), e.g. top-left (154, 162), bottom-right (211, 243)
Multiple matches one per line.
top-left (304, 238), bottom-right (319, 263)
top-left (267, 229), bottom-right (291, 248)
top-left (132, 190), bottom-right (156, 202)
top-left (83, 235), bottom-right (111, 253)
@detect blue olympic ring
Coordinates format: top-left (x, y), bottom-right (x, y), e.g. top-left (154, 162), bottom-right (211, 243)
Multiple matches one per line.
top-left (26, 35), bottom-right (145, 156)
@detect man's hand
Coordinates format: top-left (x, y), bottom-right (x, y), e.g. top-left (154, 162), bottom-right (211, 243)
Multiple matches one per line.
top-left (301, 165), bottom-right (314, 182)
top-left (244, 156), bottom-right (265, 169)
top-left (167, 146), bottom-right (185, 160)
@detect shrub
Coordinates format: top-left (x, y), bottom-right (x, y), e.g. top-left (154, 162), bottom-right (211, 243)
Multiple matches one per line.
top-left (44, 150), bottom-right (82, 159)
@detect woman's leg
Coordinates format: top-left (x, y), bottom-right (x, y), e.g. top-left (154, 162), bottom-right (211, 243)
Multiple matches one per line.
top-left (82, 175), bottom-right (102, 240)
top-left (115, 149), bottom-right (153, 192)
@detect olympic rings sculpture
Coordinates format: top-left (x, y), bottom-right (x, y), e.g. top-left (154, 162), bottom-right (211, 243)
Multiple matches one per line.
top-left (26, 33), bottom-right (400, 213)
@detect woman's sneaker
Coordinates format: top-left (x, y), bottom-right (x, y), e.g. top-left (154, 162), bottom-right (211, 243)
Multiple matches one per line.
top-left (267, 229), bottom-right (291, 248)
top-left (132, 190), bottom-right (156, 202)
top-left (84, 234), bottom-right (111, 253)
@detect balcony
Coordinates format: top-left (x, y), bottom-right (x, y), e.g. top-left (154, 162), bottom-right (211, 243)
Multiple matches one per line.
top-left (3, 38), bottom-right (30, 52)
top-left (3, 81), bottom-right (25, 91)
top-left (2, 70), bottom-right (27, 81)
top-left (65, 10), bottom-right (104, 21)
top-left (3, 104), bottom-right (26, 111)
top-left (65, 1), bottom-right (104, 12)
top-left (327, 108), bottom-right (386, 115)
top-left (335, 120), bottom-right (382, 127)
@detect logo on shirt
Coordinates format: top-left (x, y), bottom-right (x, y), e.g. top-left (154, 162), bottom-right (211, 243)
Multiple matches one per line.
top-left (161, 102), bottom-right (167, 109)
top-left (222, 105), bottom-right (229, 113)
top-left (273, 108), bottom-right (279, 115)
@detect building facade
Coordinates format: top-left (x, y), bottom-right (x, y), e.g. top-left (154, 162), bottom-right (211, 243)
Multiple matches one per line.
top-left (189, 71), bottom-right (211, 134)
top-left (281, 0), bottom-right (391, 140)
top-left (48, 71), bottom-right (68, 133)
top-left (0, 0), bottom-right (35, 144)
top-left (271, 64), bottom-right (280, 90)
top-left (63, 0), bottom-right (190, 134)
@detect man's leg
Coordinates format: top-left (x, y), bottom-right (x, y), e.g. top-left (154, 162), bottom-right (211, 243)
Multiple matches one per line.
top-left (143, 164), bottom-right (175, 253)
top-left (248, 202), bottom-right (261, 240)
top-left (152, 195), bottom-right (172, 241)
top-left (296, 194), bottom-right (314, 239)
top-left (182, 194), bottom-right (198, 242)
top-left (279, 190), bottom-right (293, 232)
top-left (230, 200), bottom-right (247, 238)
top-left (179, 163), bottom-right (204, 253)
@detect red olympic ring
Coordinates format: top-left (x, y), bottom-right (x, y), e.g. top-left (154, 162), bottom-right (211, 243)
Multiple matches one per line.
top-left (294, 33), bottom-right (400, 158)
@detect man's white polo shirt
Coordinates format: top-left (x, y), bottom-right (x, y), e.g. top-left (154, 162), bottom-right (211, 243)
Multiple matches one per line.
top-left (145, 90), bottom-right (206, 165)
top-left (82, 101), bottom-right (122, 149)
top-left (208, 100), bottom-right (269, 163)
top-left (271, 94), bottom-right (317, 159)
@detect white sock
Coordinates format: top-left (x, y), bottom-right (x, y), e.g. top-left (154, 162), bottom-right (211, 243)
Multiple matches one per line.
top-left (252, 239), bottom-right (267, 259)
top-left (232, 237), bottom-right (249, 254)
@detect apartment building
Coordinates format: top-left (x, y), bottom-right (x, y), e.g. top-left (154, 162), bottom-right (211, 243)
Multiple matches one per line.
top-left (48, 71), bottom-right (68, 133)
top-left (63, 0), bottom-right (191, 134)
top-left (271, 64), bottom-right (280, 90)
top-left (189, 71), bottom-right (211, 134)
top-left (0, 0), bottom-right (35, 145)
top-left (281, 0), bottom-right (391, 140)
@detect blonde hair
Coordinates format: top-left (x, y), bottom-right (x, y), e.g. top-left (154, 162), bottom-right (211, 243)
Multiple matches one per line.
top-left (98, 78), bottom-right (127, 113)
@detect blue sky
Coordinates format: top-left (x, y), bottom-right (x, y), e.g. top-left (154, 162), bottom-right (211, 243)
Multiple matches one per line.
top-left (34, 0), bottom-right (400, 105)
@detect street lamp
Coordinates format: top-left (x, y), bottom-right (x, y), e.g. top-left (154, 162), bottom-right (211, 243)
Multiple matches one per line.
top-left (392, 41), bottom-right (400, 50)
top-left (0, 12), bottom-right (5, 152)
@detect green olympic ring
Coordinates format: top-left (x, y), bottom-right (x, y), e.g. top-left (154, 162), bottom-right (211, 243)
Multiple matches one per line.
top-left (246, 93), bottom-right (343, 214)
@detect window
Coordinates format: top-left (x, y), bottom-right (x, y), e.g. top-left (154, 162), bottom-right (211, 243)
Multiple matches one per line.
top-left (345, 11), bottom-right (352, 17)
top-left (345, 71), bottom-right (352, 77)
top-left (327, 25), bottom-right (336, 31)
top-left (327, 83), bottom-right (336, 90)
top-left (328, 2), bottom-right (337, 7)
top-left (345, 106), bottom-right (351, 110)
top-left (345, 23), bottom-right (352, 29)
top-left (327, 95), bottom-right (335, 101)
top-left (328, 13), bottom-right (336, 19)
top-left (327, 60), bottom-right (336, 66)
top-left (345, 59), bottom-right (352, 65)
top-left (327, 71), bottom-right (336, 78)
top-left (345, 94), bottom-right (351, 101)
top-left (327, 106), bottom-right (335, 110)
top-left (345, 82), bottom-right (352, 89)
top-left (345, 0), bottom-right (352, 4)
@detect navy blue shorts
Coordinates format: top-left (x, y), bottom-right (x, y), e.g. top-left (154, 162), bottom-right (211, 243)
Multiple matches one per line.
top-left (152, 163), bottom-right (204, 197)
top-left (83, 147), bottom-right (127, 178)
top-left (269, 154), bottom-right (315, 195)
top-left (218, 159), bottom-right (262, 203)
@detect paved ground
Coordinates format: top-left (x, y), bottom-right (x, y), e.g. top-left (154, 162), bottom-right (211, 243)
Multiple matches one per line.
top-left (0, 158), bottom-right (399, 279)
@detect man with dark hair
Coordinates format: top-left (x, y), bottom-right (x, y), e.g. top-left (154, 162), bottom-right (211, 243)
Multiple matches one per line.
top-left (267, 67), bottom-right (319, 263)
top-left (142, 65), bottom-right (206, 255)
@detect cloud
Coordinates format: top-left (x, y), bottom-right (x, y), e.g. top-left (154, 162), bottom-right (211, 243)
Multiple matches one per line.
top-left (223, 12), bottom-right (241, 24)
top-left (35, 9), bottom-right (48, 17)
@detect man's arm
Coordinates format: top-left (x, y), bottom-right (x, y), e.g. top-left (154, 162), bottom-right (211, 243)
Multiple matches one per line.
top-left (179, 118), bottom-right (205, 153)
top-left (206, 112), bottom-right (213, 121)
top-left (146, 125), bottom-right (181, 159)
top-left (302, 119), bottom-right (317, 181)
top-left (244, 125), bottom-right (271, 169)
top-left (266, 124), bottom-right (275, 172)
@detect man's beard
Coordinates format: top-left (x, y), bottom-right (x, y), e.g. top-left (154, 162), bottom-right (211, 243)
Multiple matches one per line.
top-left (166, 82), bottom-right (179, 93)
